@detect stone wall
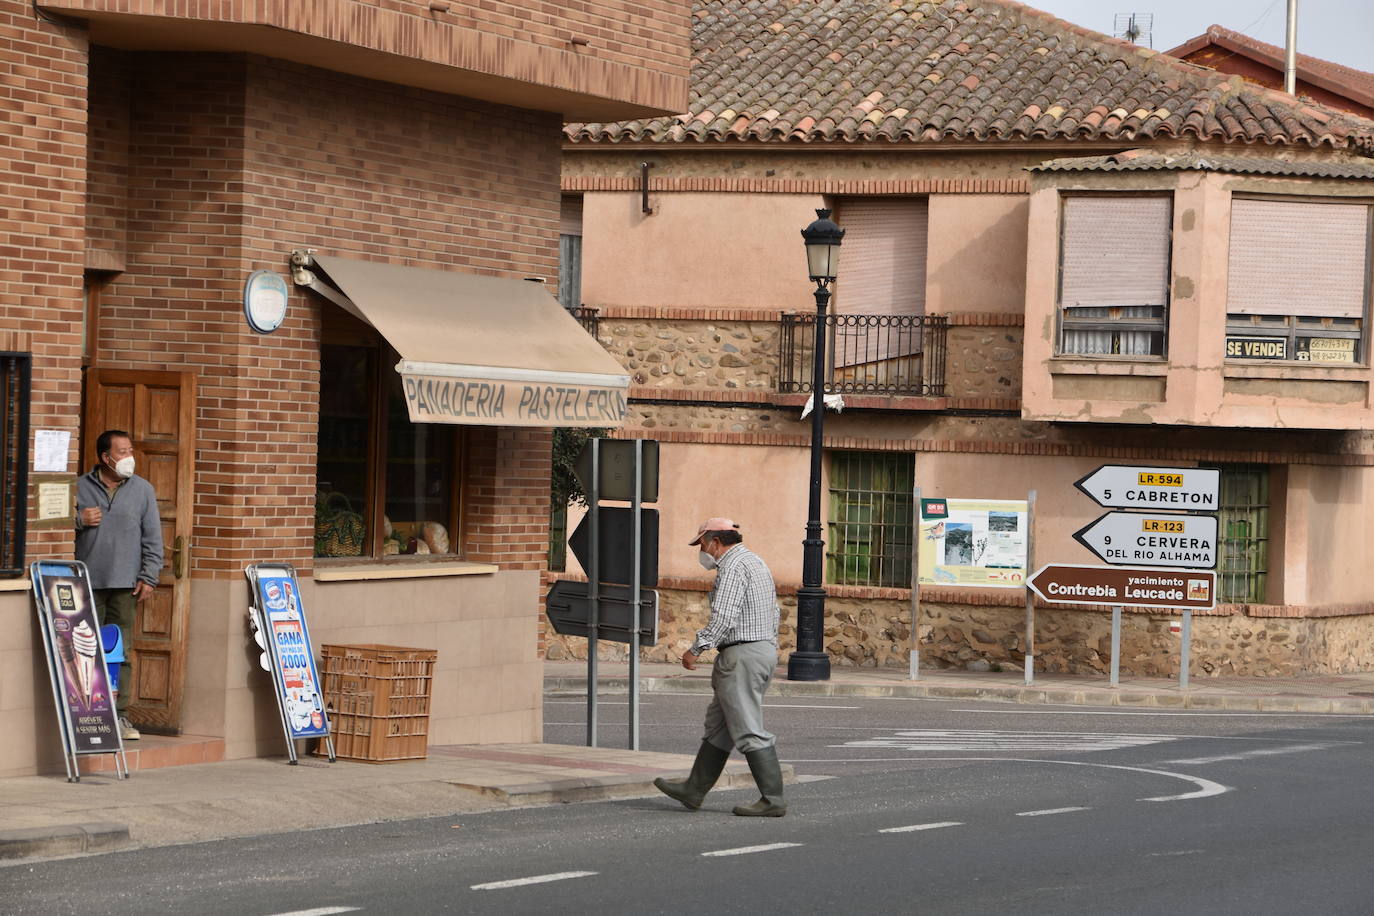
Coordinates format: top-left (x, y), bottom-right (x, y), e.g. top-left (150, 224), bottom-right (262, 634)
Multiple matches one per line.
top-left (946, 324), bottom-right (1022, 399)
top-left (543, 587), bottom-right (1374, 677)
top-left (598, 318), bottom-right (780, 390)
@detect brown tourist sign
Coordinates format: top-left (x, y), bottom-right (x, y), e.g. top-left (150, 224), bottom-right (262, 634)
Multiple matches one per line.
top-left (1027, 564), bottom-right (1217, 612)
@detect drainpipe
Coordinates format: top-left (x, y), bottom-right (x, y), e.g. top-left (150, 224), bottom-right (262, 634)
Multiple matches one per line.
top-left (1284, 0), bottom-right (1298, 95)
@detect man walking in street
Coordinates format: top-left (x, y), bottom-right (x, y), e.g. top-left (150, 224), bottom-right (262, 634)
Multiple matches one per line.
top-left (75, 429), bottom-right (163, 741)
top-left (654, 517), bottom-right (786, 817)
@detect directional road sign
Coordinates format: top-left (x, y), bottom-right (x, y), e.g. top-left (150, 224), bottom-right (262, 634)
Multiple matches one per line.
top-left (568, 507), bottom-right (658, 587)
top-left (544, 580), bottom-right (659, 645)
top-left (573, 439), bottom-right (659, 502)
top-left (1074, 465), bottom-right (1219, 511)
top-left (1072, 511), bottom-right (1218, 569)
top-left (1028, 564), bottom-right (1216, 611)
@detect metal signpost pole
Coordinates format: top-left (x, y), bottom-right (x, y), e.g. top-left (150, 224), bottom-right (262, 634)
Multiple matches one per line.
top-left (1110, 606), bottom-right (1122, 687)
top-left (910, 485), bottom-right (921, 681)
top-left (586, 440), bottom-right (600, 748)
top-left (1180, 610), bottom-right (1193, 690)
top-left (629, 440), bottom-right (643, 751)
top-left (1024, 489), bottom-right (1036, 686)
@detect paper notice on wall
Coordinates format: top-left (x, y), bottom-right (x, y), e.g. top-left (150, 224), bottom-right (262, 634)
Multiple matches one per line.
top-left (34, 430), bottom-right (70, 472)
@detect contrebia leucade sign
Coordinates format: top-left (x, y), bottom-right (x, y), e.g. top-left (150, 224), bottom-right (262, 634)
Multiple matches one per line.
top-left (401, 372), bottom-right (628, 427)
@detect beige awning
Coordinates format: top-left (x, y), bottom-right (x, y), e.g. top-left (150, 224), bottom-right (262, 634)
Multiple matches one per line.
top-left (307, 255), bottom-right (627, 428)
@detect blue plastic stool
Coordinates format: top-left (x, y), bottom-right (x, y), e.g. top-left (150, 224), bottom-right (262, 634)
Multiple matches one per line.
top-left (100, 624), bottom-right (123, 693)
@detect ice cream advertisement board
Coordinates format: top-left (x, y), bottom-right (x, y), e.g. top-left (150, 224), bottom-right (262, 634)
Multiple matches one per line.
top-left (31, 561), bottom-right (124, 778)
top-left (918, 498), bottom-right (1029, 589)
top-left (249, 567), bottom-right (329, 740)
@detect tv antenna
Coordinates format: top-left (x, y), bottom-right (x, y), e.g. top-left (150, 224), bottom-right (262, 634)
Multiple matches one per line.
top-left (1114, 13), bottom-right (1153, 48)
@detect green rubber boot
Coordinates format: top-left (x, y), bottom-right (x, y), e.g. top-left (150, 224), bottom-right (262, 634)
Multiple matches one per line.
top-left (654, 741), bottom-right (730, 810)
top-left (732, 745), bottom-right (787, 817)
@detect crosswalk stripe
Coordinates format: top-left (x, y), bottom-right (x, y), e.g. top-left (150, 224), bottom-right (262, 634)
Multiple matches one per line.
top-left (838, 729), bottom-right (1179, 753)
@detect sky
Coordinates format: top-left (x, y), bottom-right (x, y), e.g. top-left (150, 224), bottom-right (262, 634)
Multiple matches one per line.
top-left (1025, 0), bottom-right (1373, 74)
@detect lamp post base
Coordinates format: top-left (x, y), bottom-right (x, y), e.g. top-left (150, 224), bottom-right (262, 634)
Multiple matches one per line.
top-left (787, 650), bottom-right (830, 681)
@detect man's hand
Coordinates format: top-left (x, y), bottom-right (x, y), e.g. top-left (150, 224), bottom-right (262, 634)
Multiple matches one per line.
top-left (79, 507), bottom-right (102, 527)
top-left (681, 649), bottom-right (699, 670)
top-left (132, 581), bottom-right (156, 602)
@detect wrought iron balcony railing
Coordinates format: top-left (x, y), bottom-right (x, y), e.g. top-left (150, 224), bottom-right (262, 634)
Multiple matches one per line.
top-left (779, 313), bottom-right (947, 396)
top-left (568, 305), bottom-right (600, 336)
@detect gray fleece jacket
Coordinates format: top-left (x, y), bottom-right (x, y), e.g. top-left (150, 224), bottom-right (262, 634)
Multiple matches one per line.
top-left (74, 467), bottom-right (164, 590)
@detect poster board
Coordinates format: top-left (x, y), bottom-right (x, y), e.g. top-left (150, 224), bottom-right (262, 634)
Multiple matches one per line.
top-left (918, 498), bottom-right (1029, 589)
top-left (30, 560), bottom-right (128, 781)
top-left (245, 563), bottom-right (334, 764)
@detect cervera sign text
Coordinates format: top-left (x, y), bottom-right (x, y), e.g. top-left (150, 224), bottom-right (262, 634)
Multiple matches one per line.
top-left (402, 374), bottom-right (627, 427)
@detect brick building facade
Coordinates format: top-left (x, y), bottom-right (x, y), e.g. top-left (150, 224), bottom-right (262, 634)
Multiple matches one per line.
top-left (0, 0), bottom-right (688, 776)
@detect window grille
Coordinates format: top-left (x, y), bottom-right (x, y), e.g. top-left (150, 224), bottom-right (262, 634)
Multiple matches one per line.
top-left (827, 451), bottom-right (914, 587)
top-left (0, 352), bottom-right (31, 577)
top-left (1212, 465), bottom-right (1269, 603)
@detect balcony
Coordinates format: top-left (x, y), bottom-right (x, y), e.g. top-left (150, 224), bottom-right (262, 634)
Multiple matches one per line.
top-left (779, 313), bottom-right (948, 397)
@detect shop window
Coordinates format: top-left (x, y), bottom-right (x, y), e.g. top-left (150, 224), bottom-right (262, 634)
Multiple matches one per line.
top-left (1212, 465), bottom-right (1269, 604)
top-left (559, 195), bottom-right (583, 312)
top-left (316, 315), bottom-right (462, 559)
top-left (827, 451), bottom-right (914, 588)
top-left (0, 352), bottom-right (31, 577)
top-left (1226, 197), bottom-right (1370, 364)
top-left (1057, 195), bottom-right (1171, 357)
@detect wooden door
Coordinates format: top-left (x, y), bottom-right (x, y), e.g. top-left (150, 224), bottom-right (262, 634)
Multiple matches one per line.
top-left (83, 369), bottom-right (196, 734)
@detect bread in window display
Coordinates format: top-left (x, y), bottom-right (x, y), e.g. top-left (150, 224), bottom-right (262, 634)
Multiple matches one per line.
top-left (421, 521), bottom-right (449, 554)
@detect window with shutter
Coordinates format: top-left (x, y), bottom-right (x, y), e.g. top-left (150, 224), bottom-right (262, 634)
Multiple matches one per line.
top-left (1057, 195), bottom-right (1172, 357)
top-left (832, 197), bottom-right (928, 370)
top-left (1225, 197), bottom-right (1371, 364)
top-left (558, 195), bottom-right (583, 312)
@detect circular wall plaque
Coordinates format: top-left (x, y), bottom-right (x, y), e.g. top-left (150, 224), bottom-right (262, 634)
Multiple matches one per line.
top-left (244, 269), bottom-right (289, 334)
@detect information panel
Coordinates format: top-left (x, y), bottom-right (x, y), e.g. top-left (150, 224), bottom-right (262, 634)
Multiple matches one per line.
top-left (918, 498), bottom-right (1029, 589)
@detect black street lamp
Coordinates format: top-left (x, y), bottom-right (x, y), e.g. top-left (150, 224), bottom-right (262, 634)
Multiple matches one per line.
top-left (789, 209), bottom-right (843, 681)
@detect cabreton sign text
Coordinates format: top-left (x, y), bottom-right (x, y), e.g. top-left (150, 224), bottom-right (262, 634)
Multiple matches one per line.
top-left (1074, 465), bottom-right (1220, 511)
top-left (402, 374), bottom-right (627, 427)
top-left (1028, 564), bottom-right (1217, 611)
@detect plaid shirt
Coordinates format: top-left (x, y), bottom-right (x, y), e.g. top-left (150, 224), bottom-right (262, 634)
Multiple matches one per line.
top-left (692, 544), bottom-right (780, 654)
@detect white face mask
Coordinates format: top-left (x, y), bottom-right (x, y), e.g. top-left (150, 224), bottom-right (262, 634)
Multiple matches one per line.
top-left (698, 550), bottom-right (717, 571)
top-left (114, 456), bottom-right (136, 479)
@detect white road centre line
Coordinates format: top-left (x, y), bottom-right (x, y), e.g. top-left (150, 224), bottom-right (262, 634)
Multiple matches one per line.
top-left (471, 872), bottom-right (598, 891)
top-left (1016, 807), bottom-right (1092, 817)
top-left (767, 704), bottom-right (861, 709)
top-left (702, 843), bottom-right (803, 857)
top-left (1162, 743), bottom-right (1340, 765)
top-left (879, 821), bottom-right (964, 834)
top-left (950, 708), bottom-right (1374, 719)
top-left (267, 909), bottom-right (361, 916)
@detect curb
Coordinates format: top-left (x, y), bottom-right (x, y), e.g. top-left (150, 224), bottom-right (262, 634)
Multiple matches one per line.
top-left (0, 822), bottom-right (130, 861)
top-left (545, 676), bottom-right (1374, 714)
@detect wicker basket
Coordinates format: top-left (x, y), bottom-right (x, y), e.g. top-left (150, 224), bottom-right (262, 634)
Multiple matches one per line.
top-left (317, 644), bottom-right (437, 762)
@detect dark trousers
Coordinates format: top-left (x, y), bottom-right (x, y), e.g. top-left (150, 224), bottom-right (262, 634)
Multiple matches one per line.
top-left (92, 588), bottom-right (135, 714)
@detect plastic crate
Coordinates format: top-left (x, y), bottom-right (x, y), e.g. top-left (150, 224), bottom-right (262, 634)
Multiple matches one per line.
top-left (317, 644), bottom-right (437, 763)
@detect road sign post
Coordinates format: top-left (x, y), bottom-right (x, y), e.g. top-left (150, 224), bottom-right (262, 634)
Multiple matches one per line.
top-left (1074, 465), bottom-right (1220, 511)
top-left (1072, 511), bottom-right (1218, 569)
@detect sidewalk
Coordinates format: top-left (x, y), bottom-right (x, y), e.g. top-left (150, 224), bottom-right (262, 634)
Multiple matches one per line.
top-left (5, 659), bottom-right (1372, 864)
top-left (548, 659), bottom-right (1374, 713)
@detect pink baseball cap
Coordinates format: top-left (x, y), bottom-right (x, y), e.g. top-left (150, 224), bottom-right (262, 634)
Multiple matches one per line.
top-left (689, 517), bottom-right (740, 546)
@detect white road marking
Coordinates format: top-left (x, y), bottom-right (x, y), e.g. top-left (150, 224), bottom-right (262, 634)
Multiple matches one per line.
top-left (267, 909), bottom-right (360, 916)
top-left (951, 708), bottom-right (1374, 719)
top-left (879, 821), bottom-right (963, 834)
top-left (1016, 807), bottom-right (1091, 817)
top-left (472, 872), bottom-right (597, 891)
top-left (1162, 743), bottom-right (1340, 765)
top-left (837, 729), bottom-right (1179, 753)
top-left (702, 843), bottom-right (802, 857)
top-left (780, 756), bottom-right (1231, 802)
top-left (767, 704), bottom-right (861, 709)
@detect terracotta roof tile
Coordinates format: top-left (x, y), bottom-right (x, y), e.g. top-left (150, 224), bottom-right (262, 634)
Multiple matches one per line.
top-left (1030, 150), bottom-right (1374, 180)
top-left (567, 0), bottom-right (1374, 153)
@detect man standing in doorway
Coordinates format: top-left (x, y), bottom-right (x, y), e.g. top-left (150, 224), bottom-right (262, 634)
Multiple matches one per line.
top-left (653, 517), bottom-right (786, 817)
top-left (75, 429), bottom-right (163, 741)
